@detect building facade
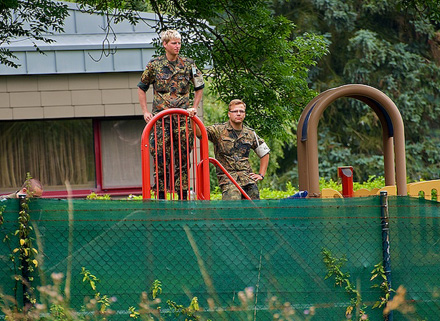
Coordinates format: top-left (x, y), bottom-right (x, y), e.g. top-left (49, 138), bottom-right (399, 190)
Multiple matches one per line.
top-left (0, 2), bottom-right (202, 197)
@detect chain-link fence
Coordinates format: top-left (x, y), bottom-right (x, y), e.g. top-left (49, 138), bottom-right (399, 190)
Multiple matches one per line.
top-left (1, 196), bottom-right (439, 320)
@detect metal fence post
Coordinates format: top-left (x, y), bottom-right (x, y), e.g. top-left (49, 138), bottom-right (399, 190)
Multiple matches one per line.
top-left (380, 191), bottom-right (393, 321)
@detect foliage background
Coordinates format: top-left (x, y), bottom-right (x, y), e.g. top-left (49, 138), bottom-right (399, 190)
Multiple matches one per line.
top-left (272, 0), bottom-right (440, 185)
top-left (1, 0), bottom-right (440, 191)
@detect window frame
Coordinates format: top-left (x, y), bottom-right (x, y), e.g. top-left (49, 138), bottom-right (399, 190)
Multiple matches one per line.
top-left (42, 117), bottom-right (143, 198)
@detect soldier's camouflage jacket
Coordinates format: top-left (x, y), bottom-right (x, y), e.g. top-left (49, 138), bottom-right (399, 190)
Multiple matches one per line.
top-left (138, 55), bottom-right (204, 114)
top-left (206, 122), bottom-right (269, 188)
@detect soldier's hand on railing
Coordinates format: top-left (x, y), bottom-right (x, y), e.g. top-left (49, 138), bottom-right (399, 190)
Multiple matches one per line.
top-left (187, 108), bottom-right (197, 117)
top-left (144, 111), bottom-right (153, 123)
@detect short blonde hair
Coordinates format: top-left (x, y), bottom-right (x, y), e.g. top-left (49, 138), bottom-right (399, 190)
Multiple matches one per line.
top-left (228, 99), bottom-right (246, 110)
top-left (160, 30), bottom-right (181, 44)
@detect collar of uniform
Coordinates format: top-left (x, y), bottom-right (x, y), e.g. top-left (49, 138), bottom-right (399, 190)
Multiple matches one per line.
top-left (163, 55), bottom-right (186, 74)
top-left (226, 121), bottom-right (244, 132)
top-left (162, 55), bottom-right (185, 65)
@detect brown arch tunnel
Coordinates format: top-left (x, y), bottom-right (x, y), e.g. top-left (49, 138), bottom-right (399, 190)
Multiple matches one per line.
top-left (297, 84), bottom-right (407, 196)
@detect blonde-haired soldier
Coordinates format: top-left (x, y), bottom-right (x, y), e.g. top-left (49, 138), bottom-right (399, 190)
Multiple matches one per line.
top-left (160, 29), bottom-right (181, 43)
top-left (137, 30), bottom-right (205, 200)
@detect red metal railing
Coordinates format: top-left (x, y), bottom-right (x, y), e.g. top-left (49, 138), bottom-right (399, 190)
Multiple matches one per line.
top-left (141, 109), bottom-right (210, 200)
top-left (197, 158), bottom-right (251, 200)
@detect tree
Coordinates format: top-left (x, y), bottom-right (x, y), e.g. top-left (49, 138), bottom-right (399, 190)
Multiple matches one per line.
top-left (401, 0), bottom-right (440, 23)
top-left (2, 0), bottom-right (329, 187)
top-left (83, 0), bottom-right (329, 141)
top-left (1, 0), bottom-right (328, 141)
top-left (274, 0), bottom-right (440, 183)
top-left (144, 0), bottom-right (328, 185)
top-left (0, 0), bottom-right (69, 68)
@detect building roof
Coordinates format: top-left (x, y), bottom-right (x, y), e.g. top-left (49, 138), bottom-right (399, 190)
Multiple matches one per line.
top-left (0, 1), bottom-right (158, 75)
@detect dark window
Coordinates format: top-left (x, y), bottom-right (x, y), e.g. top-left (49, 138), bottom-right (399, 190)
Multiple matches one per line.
top-left (100, 119), bottom-right (145, 188)
top-left (0, 119), bottom-right (95, 193)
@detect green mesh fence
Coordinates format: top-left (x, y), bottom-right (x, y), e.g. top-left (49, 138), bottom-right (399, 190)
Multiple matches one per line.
top-left (1, 196), bottom-right (439, 320)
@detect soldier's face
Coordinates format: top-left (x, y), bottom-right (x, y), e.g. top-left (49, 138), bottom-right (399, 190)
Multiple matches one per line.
top-left (228, 104), bottom-right (246, 124)
top-left (163, 38), bottom-right (181, 56)
top-left (16, 186), bottom-right (43, 198)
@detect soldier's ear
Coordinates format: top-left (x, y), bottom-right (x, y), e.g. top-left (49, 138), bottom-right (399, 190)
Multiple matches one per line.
top-left (16, 188), bottom-right (27, 197)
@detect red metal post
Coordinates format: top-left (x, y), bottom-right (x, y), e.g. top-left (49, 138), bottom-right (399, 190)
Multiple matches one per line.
top-left (162, 118), bottom-right (168, 199)
top-left (178, 115), bottom-right (183, 199)
top-left (194, 115), bottom-right (210, 200)
top-left (199, 158), bottom-right (252, 200)
top-left (169, 115), bottom-right (175, 199)
top-left (154, 124), bottom-right (159, 198)
top-left (185, 119), bottom-right (191, 199)
top-left (92, 120), bottom-right (103, 193)
top-left (141, 109), bottom-right (210, 200)
top-left (338, 166), bottom-right (354, 197)
top-left (141, 124), bottom-right (151, 199)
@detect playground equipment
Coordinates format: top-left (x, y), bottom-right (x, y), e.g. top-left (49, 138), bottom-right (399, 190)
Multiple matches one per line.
top-left (322, 180), bottom-right (439, 201)
top-left (338, 166), bottom-right (354, 197)
top-left (297, 84), bottom-right (407, 197)
top-left (141, 109), bottom-right (211, 200)
top-left (141, 85), bottom-right (438, 201)
top-left (407, 179), bottom-right (440, 200)
top-left (141, 109), bottom-right (251, 200)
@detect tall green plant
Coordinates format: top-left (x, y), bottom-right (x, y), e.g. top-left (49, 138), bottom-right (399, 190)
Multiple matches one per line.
top-left (322, 248), bottom-right (369, 320)
top-left (0, 176), bottom-right (40, 316)
top-left (321, 248), bottom-right (430, 320)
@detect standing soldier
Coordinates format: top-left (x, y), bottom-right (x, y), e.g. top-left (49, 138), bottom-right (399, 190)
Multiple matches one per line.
top-left (192, 99), bottom-right (270, 200)
top-left (138, 30), bottom-right (204, 200)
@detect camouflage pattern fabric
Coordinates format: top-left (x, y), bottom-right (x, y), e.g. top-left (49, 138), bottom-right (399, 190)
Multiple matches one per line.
top-left (206, 122), bottom-right (267, 199)
top-left (222, 182), bottom-right (260, 200)
top-left (139, 55), bottom-right (204, 114)
top-left (139, 54), bottom-right (203, 195)
top-left (149, 115), bottom-right (194, 192)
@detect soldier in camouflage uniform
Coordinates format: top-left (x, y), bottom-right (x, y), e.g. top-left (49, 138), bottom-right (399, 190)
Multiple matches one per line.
top-left (193, 99), bottom-right (270, 200)
top-left (137, 30), bottom-right (204, 199)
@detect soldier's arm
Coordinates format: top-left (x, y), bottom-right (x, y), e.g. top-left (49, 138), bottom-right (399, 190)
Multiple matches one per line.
top-left (138, 62), bottom-right (155, 122)
top-left (250, 132), bottom-right (270, 181)
top-left (192, 119), bottom-right (202, 138)
top-left (258, 153), bottom-right (270, 179)
top-left (192, 122), bottom-right (214, 142)
top-left (249, 153), bottom-right (269, 182)
top-left (191, 62), bottom-right (204, 112)
top-left (192, 88), bottom-right (203, 112)
top-left (137, 87), bottom-right (152, 123)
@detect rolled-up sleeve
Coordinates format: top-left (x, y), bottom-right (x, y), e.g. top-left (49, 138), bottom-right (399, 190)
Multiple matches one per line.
top-left (138, 63), bottom-right (154, 91)
top-left (137, 81), bottom-right (149, 92)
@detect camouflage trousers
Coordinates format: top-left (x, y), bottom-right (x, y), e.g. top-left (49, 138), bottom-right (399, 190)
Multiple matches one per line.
top-left (221, 182), bottom-right (260, 200)
top-left (149, 115), bottom-right (194, 193)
